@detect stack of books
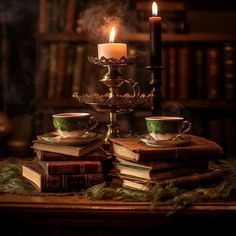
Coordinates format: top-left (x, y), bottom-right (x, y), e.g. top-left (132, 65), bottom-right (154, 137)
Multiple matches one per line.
top-left (22, 134), bottom-right (110, 192)
top-left (109, 135), bottom-right (224, 191)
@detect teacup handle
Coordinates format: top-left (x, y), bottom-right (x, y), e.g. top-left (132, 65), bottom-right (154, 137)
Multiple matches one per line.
top-left (180, 120), bottom-right (192, 134)
top-left (86, 116), bottom-right (98, 134)
top-left (180, 120), bottom-right (191, 134)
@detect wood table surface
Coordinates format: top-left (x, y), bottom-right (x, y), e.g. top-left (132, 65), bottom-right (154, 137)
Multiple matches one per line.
top-left (0, 193), bottom-right (235, 235)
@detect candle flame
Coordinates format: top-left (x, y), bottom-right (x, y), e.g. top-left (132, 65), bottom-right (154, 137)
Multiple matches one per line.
top-left (109, 26), bottom-right (116, 43)
top-left (152, 2), bottom-right (158, 16)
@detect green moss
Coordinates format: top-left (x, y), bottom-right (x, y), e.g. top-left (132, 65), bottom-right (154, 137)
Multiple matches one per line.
top-left (1, 158), bottom-right (236, 214)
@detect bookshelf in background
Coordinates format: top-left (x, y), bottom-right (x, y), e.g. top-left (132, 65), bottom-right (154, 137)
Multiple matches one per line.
top-left (35, 0), bottom-right (236, 158)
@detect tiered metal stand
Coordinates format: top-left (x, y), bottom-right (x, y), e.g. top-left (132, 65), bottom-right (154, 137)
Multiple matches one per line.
top-left (73, 56), bottom-right (149, 144)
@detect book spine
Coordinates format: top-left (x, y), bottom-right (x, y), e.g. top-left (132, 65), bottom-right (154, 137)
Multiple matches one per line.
top-left (38, 0), bottom-right (49, 33)
top-left (138, 147), bottom-right (223, 162)
top-left (161, 47), bottom-right (168, 99)
top-left (41, 161), bottom-right (102, 175)
top-left (206, 47), bottom-right (221, 100)
top-left (47, 43), bottom-right (58, 99)
top-left (159, 167), bottom-right (224, 188)
top-left (41, 174), bottom-right (64, 192)
top-left (36, 44), bottom-right (50, 100)
top-left (55, 42), bottom-right (69, 98)
top-left (50, 0), bottom-right (60, 32)
top-left (72, 45), bottom-right (85, 94)
top-left (65, 0), bottom-right (78, 33)
top-left (223, 42), bottom-right (236, 101)
top-left (168, 47), bottom-right (177, 99)
top-left (41, 173), bottom-right (104, 192)
top-left (193, 47), bottom-right (206, 99)
top-left (58, 0), bottom-right (66, 32)
top-left (64, 44), bottom-right (75, 98)
top-left (35, 149), bottom-right (109, 161)
top-left (177, 47), bottom-right (192, 99)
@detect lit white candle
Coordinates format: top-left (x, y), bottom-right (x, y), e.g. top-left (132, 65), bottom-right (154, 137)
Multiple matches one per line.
top-left (98, 26), bottom-right (127, 59)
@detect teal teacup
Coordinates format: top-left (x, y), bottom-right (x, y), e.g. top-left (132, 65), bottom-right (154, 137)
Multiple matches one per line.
top-left (52, 113), bottom-right (98, 138)
top-left (145, 116), bottom-right (191, 141)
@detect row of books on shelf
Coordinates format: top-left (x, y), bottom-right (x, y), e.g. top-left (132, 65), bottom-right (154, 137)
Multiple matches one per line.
top-left (38, 0), bottom-right (87, 33)
top-left (38, 0), bottom-right (189, 35)
top-left (36, 42), bottom-right (92, 100)
top-left (36, 41), bottom-right (236, 101)
top-left (132, 41), bottom-right (236, 101)
top-left (160, 42), bottom-right (236, 101)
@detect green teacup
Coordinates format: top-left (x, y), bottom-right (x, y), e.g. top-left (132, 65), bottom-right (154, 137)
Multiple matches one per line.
top-left (52, 113), bottom-right (98, 138)
top-left (145, 116), bottom-right (191, 141)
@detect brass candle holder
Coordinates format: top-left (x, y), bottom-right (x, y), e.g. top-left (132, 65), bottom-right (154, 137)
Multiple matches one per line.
top-left (73, 56), bottom-right (149, 144)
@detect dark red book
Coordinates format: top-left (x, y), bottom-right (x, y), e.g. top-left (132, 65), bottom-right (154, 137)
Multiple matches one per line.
top-left (206, 47), bottom-right (221, 100)
top-left (110, 135), bottom-right (224, 163)
top-left (38, 0), bottom-right (49, 33)
top-left (168, 47), bottom-right (178, 99)
top-left (178, 47), bottom-right (192, 99)
top-left (223, 43), bottom-right (236, 101)
top-left (65, 0), bottom-right (78, 33)
top-left (193, 47), bottom-right (206, 99)
top-left (35, 148), bottom-right (109, 161)
top-left (22, 162), bottom-right (104, 192)
top-left (55, 42), bottom-right (69, 98)
top-left (39, 160), bottom-right (102, 175)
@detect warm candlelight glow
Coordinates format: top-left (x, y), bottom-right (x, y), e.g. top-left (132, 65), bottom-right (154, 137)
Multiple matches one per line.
top-left (109, 26), bottom-right (116, 43)
top-left (152, 2), bottom-right (158, 16)
top-left (98, 26), bottom-right (127, 59)
top-left (149, 1), bottom-right (162, 66)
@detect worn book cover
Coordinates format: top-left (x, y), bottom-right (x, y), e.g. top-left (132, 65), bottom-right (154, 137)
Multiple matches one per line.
top-left (110, 135), bottom-right (224, 162)
top-left (39, 160), bottom-right (102, 175)
top-left (115, 155), bottom-right (182, 171)
top-left (111, 163), bottom-right (224, 191)
top-left (32, 135), bottom-right (104, 157)
top-left (22, 162), bottom-right (104, 192)
top-left (206, 47), bottom-right (221, 100)
top-left (113, 161), bottom-right (208, 181)
top-left (35, 148), bottom-right (109, 161)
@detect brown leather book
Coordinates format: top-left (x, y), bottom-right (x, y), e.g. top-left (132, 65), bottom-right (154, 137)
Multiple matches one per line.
top-left (22, 162), bottom-right (104, 192)
top-left (206, 47), bottom-right (221, 100)
top-left (39, 160), bottom-right (102, 175)
top-left (109, 135), bottom-right (224, 163)
top-left (64, 0), bottom-right (78, 33)
top-left (114, 163), bottom-right (207, 181)
top-left (178, 47), bottom-right (192, 99)
top-left (168, 47), bottom-right (178, 99)
top-left (223, 43), bottom-right (236, 101)
top-left (32, 135), bottom-right (104, 157)
top-left (55, 42), bottom-right (69, 98)
top-left (110, 163), bottom-right (224, 191)
top-left (38, 0), bottom-right (49, 33)
top-left (35, 148), bottom-right (109, 161)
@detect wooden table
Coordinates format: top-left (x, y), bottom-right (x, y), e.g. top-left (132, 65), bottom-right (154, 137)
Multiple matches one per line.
top-left (0, 193), bottom-right (235, 235)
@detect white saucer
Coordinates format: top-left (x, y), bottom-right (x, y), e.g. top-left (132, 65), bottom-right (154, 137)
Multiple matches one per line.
top-left (140, 135), bottom-right (191, 148)
top-left (37, 132), bottom-right (98, 146)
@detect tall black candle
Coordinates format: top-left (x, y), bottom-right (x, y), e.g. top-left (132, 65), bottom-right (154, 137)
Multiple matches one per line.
top-left (149, 2), bottom-right (162, 66)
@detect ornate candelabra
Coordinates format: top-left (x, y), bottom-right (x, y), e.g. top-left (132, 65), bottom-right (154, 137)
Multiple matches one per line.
top-left (73, 56), bottom-right (149, 144)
